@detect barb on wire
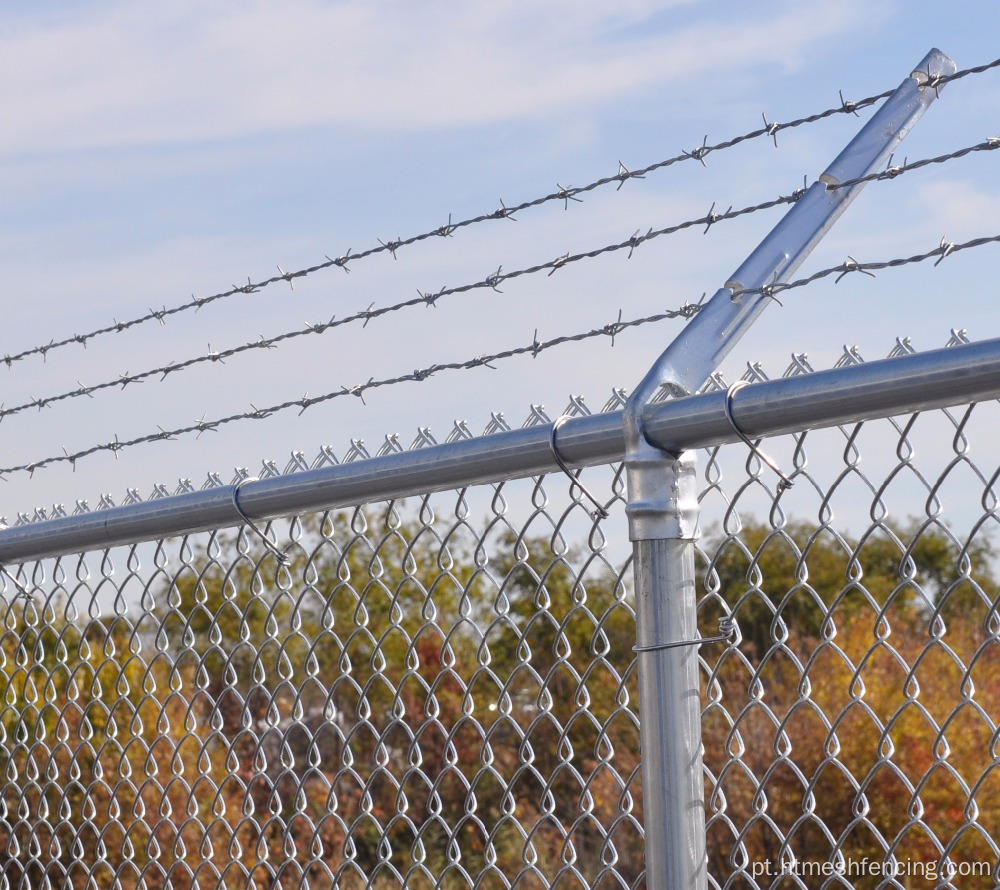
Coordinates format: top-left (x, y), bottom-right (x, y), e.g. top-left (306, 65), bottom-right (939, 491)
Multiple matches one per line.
top-left (834, 256), bottom-right (875, 284)
top-left (934, 236), bottom-right (956, 267)
top-left (4, 55), bottom-right (997, 373)
top-left (761, 113), bottom-right (780, 148)
top-left (724, 381), bottom-right (794, 495)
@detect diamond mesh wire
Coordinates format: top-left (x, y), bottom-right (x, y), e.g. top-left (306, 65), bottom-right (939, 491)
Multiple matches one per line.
top-left (2, 343), bottom-right (1000, 889)
top-left (696, 364), bottom-right (1000, 888)
top-left (0, 469), bottom-right (640, 890)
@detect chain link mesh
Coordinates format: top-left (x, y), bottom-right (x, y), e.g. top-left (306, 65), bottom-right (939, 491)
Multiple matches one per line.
top-left (2, 342), bottom-right (999, 888)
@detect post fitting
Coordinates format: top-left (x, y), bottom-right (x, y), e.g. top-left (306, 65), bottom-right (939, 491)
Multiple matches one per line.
top-left (623, 48), bottom-right (954, 890)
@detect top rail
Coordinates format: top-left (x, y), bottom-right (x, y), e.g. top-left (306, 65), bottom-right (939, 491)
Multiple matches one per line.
top-left (1, 336), bottom-right (999, 563)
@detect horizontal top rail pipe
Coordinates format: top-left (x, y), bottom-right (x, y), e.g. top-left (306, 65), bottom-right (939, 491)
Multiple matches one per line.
top-left (3, 335), bottom-right (1000, 563)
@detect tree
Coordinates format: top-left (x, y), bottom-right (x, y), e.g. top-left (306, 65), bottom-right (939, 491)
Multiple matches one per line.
top-left (701, 518), bottom-right (999, 655)
top-left (144, 504), bottom-right (643, 886)
top-left (3, 507), bottom-right (996, 888)
top-left (701, 518), bottom-right (1000, 886)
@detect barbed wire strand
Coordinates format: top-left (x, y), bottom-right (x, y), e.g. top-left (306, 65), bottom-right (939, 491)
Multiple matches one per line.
top-left (2, 137), bottom-right (995, 427)
top-left (4, 57), bottom-right (998, 373)
top-left (0, 301), bottom-right (702, 479)
top-left (731, 233), bottom-right (1000, 300)
top-left (3, 230), bottom-right (998, 480)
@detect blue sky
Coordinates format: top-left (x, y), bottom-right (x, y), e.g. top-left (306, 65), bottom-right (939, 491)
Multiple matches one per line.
top-left (2, 0), bottom-right (999, 519)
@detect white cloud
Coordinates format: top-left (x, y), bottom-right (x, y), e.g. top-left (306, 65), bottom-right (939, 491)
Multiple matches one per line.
top-left (0, 0), bottom-right (886, 153)
top-left (913, 178), bottom-right (1000, 238)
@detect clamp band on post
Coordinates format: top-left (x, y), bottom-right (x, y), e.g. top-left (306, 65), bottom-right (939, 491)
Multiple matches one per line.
top-left (232, 477), bottom-right (290, 565)
top-left (549, 416), bottom-right (610, 520)
top-left (725, 381), bottom-right (794, 494)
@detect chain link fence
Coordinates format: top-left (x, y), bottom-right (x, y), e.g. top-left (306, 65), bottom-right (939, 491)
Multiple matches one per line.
top-left (1, 337), bottom-right (998, 889)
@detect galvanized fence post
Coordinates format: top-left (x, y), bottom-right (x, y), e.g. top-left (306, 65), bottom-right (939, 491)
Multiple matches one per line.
top-left (623, 49), bottom-right (955, 890)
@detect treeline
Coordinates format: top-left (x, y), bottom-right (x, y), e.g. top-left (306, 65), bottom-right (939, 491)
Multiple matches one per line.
top-left (0, 510), bottom-right (997, 888)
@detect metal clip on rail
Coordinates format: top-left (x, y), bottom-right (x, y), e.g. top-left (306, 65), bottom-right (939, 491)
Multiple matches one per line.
top-left (623, 49), bottom-right (955, 890)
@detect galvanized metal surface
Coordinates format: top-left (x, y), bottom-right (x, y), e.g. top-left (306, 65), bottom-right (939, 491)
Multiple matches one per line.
top-left (633, 530), bottom-right (707, 889)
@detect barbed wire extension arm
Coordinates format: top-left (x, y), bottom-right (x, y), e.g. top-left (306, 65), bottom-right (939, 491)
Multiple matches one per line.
top-left (3, 229), bottom-right (999, 479)
top-left (4, 138), bottom-right (995, 427)
top-left (3, 57), bottom-right (997, 373)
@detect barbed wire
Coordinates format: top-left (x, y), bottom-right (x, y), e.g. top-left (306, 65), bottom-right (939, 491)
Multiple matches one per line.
top-left (3, 227), bottom-right (999, 479)
top-left (0, 301), bottom-right (704, 478)
top-left (2, 137), bottom-right (995, 427)
top-left (833, 136), bottom-right (1000, 189)
top-left (4, 56), bottom-right (997, 374)
top-left (730, 233), bottom-right (1000, 301)
top-left (0, 200), bottom-right (796, 424)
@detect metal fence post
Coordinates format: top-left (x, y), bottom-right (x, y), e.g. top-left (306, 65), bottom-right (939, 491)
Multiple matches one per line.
top-left (623, 49), bottom-right (955, 890)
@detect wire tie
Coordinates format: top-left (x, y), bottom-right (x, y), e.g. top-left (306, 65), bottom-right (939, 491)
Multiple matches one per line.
top-left (232, 477), bottom-right (290, 565)
top-left (633, 615), bottom-right (736, 652)
top-left (0, 566), bottom-right (32, 601)
top-left (724, 381), bottom-right (794, 494)
top-left (548, 416), bottom-right (609, 520)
